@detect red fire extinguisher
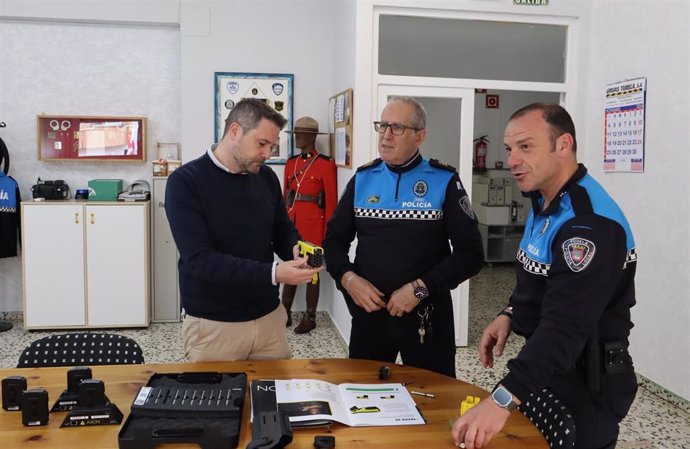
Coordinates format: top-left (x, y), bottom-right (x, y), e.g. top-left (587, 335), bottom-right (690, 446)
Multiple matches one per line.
top-left (473, 135), bottom-right (489, 173)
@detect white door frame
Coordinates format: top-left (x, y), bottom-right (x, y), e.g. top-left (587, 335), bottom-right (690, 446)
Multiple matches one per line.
top-left (367, 7), bottom-right (578, 347)
top-left (378, 84), bottom-right (475, 346)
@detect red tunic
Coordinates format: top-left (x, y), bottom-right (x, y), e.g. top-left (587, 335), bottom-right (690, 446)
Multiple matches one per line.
top-left (284, 150), bottom-right (337, 246)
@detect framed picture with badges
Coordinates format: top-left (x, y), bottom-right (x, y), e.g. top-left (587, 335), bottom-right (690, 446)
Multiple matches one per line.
top-left (214, 72), bottom-right (294, 164)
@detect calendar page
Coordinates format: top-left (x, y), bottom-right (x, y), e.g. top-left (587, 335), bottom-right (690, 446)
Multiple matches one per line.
top-left (603, 78), bottom-right (646, 173)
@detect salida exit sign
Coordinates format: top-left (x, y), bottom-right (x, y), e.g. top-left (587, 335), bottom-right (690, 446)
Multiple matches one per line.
top-left (514, 0), bottom-right (549, 5)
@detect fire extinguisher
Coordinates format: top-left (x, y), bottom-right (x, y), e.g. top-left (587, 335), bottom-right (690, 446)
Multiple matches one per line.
top-left (473, 135), bottom-right (489, 173)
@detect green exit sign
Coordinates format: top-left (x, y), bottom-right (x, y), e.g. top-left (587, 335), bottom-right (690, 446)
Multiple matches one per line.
top-left (514, 0), bottom-right (549, 5)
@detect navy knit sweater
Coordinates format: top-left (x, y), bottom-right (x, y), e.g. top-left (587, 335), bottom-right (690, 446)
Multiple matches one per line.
top-left (165, 151), bottom-right (299, 321)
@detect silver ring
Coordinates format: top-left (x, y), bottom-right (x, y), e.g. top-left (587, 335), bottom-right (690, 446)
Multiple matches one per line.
top-left (60, 120), bottom-right (71, 131)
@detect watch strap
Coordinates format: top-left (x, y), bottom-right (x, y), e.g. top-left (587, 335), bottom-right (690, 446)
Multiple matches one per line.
top-left (496, 306), bottom-right (513, 319)
top-left (491, 385), bottom-right (518, 412)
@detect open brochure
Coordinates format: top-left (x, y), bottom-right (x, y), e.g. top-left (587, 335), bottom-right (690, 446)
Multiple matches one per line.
top-left (250, 379), bottom-right (426, 427)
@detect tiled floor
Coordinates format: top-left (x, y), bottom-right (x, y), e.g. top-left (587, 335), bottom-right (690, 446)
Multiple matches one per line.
top-left (1, 264), bottom-right (688, 448)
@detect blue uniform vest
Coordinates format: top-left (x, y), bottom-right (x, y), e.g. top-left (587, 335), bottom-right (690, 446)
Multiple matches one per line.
top-left (353, 159), bottom-right (455, 221)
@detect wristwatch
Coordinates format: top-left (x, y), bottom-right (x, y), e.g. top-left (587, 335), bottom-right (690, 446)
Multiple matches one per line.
top-left (412, 280), bottom-right (429, 301)
top-left (491, 384), bottom-right (518, 412)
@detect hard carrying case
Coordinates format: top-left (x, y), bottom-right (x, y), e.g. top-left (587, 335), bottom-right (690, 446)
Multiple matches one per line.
top-left (118, 372), bottom-right (246, 449)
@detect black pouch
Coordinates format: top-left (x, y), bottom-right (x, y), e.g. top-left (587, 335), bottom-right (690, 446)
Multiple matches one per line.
top-left (286, 189), bottom-right (296, 208)
top-left (603, 340), bottom-right (633, 375)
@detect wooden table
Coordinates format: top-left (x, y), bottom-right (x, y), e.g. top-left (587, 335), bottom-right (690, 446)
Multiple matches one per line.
top-left (0, 359), bottom-right (548, 448)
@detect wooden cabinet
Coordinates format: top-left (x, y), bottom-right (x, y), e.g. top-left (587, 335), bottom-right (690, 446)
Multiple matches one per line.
top-left (22, 201), bottom-right (151, 329)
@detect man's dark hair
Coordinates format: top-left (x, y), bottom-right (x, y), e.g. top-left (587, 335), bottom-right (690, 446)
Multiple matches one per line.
top-left (509, 103), bottom-right (577, 153)
top-left (223, 98), bottom-right (287, 138)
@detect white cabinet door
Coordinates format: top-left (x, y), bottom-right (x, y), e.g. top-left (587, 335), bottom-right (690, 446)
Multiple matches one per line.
top-left (85, 204), bottom-right (149, 326)
top-left (23, 204), bottom-right (86, 328)
top-left (152, 178), bottom-right (180, 322)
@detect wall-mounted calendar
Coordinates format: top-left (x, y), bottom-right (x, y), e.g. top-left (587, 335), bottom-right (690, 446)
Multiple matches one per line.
top-left (603, 77), bottom-right (646, 173)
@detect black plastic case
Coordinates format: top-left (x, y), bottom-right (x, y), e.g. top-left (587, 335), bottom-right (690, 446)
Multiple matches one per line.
top-left (118, 372), bottom-right (246, 449)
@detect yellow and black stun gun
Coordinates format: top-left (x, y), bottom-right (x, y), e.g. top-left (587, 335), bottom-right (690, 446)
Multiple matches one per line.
top-left (298, 240), bottom-right (324, 285)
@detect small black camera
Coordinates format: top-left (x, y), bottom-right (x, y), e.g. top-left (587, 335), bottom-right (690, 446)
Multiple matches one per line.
top-left (31, 177), bottom-right (70, 200)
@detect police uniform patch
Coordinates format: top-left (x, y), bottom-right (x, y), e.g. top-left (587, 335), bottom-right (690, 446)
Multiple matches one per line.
top-left (459, 195), bottom-right (475, 219)
top-left (367, 195), bottom-right (381, 203)
top-left (413, 180), bottom-right (428, 197)
top-left (562, 237), bottom-right (596, 272)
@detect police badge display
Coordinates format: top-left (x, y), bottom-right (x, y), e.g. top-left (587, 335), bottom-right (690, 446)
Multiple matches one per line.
top-left (214, 72), bottom-right (294, 162)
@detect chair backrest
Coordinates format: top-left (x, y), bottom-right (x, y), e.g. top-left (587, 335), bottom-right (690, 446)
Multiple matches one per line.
top-left (17, 332), bottom-right (145, 368)
top-left (519, 388), bottom-right (576, 449)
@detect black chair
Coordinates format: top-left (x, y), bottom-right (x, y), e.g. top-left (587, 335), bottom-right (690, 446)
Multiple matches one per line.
top-left (17, 332), bottom-right (145, 368)
top-left (519, 388), bottom-right (576, 449)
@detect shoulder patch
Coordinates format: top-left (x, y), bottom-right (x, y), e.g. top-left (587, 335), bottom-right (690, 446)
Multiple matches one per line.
top-left (356, 158), bottom-right (383, 172)
top-left (562, 237), bottom-right (596, 272)
top-left (429, 158), bottom-right (458, 173)
top-left (317, 153), bottom-right (332, 161)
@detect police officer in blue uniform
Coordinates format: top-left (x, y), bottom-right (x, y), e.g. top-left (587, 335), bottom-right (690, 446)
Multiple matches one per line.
top-left (452, 103), bottom-right (637, 449)
top-left (323, 97), bottom-right (483, 377)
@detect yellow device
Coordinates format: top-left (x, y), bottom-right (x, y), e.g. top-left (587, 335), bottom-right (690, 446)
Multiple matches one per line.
top-left (298, 240), bottom-right (324, 284)
top-left (460, 395), bottom-right (481, 416)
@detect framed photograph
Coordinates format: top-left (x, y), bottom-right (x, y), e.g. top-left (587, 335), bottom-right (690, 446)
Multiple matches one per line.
top-left (214, 72), bottom-right (294, 164)
top-left (37, 115), bottom-right (146, 161)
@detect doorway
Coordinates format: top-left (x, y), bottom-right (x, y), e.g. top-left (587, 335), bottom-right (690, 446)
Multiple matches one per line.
top-left (372, 7), bottom-right (575, 347)
top-left (378, 85), bottom-right (475, 346)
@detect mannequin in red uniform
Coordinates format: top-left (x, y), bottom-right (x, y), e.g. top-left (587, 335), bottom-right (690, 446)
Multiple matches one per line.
top-left (282, 117), bottom-right (338, 333)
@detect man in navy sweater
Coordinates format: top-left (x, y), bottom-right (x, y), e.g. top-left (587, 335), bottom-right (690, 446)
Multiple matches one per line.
top-left (166, 99), bottom-right (322, 362)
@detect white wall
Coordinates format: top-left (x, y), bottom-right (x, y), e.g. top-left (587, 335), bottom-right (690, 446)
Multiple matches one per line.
top-left (0, 17), bottom-right (180, 312)
top-left (326, 0), bottom-right (357, 339)
top-left (583, 0), bottom-right (690, 401)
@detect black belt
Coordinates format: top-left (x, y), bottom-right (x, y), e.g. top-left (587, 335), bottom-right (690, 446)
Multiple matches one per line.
top-left (287, 190), bottom-right (323, 208)
top-left (294, 192), bottom-right (320, 203)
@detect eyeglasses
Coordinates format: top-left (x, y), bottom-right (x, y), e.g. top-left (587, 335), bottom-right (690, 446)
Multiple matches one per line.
top-left (373, 121), bottom-right (422, 136)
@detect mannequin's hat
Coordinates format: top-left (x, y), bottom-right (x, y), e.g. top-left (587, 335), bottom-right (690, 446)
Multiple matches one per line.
top-left (285, 116), bottom-right (328, 134)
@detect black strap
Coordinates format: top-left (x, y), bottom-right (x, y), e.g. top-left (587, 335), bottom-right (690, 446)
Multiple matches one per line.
top-left (286, 155), bottom-right (319, 190)
top-left (0, 135), bottom-right (9, 175)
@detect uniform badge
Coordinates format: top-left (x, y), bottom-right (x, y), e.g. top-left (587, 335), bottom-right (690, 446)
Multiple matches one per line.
top-left (272, 83), bottom-right (284, 95)
top-left (459, 196), bottom-right (475, 219)
top-left (538, 217), bottom-right (550, 238)
top-left (367, 195), bottom-right (381, 203)
top-left (224, 99), bottom-right (235, 110)
top-left (562, 237), bottom-right (596, 272)
top-left (226, 81), bottom-right (239, 94)
top-left (274, 100), bottom-right (284, 111)
top-left (413, 180), bottom-right (428, 197)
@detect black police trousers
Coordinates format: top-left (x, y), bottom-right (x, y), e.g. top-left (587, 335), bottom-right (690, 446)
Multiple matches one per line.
top-left (347, 299), bottom-right (456, 378)
top-left (549, 364), bottom-right (638, 449)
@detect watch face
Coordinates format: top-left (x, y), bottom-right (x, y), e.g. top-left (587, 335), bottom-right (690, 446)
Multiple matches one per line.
top-left (414, 286), bottom-right (428, 300)
top-left (492, 386), bottom-right (513, 407)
